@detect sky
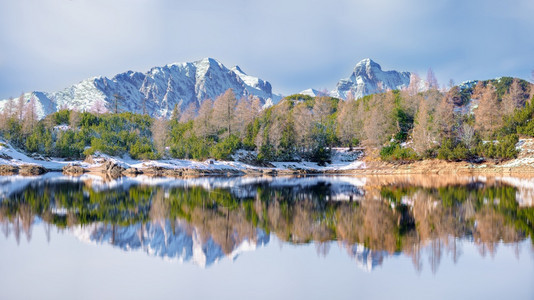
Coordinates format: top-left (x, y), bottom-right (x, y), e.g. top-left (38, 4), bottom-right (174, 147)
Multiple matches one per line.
top-left (0, 0), bottom-right (533, 98)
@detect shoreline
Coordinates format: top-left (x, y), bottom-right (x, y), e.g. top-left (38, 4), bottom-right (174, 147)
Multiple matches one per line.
top-left (2, 158), bottom-right (534, 178)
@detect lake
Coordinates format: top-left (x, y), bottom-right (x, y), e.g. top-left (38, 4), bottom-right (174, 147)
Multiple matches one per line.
top-left (0, 173), bottom-right (533, 299)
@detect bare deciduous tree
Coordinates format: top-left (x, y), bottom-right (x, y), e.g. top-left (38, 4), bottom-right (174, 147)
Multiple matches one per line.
top-left (426, 68), bottom-right (439, 90)
top-left (151, 117), bottom-right (169, 156)
top-left (502, 78), bottom-right (523, 116)
top-left (194, 99), bottom-right (214, 138)
top-left (212, 89), bottom-right (237, 136)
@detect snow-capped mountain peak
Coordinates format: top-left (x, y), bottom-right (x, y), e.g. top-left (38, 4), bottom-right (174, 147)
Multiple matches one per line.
top-left (0, 57), bottom-right (277, 119)
top-left (331, 58), bottom-right (411, 100)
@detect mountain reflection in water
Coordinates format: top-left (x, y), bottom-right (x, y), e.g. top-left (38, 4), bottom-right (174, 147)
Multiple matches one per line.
top-left (0, 174), bottom-right (532, 272)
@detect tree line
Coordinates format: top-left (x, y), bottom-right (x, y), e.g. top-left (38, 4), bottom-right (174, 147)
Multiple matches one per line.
top-left (0, 77), bottom-right (532, 163)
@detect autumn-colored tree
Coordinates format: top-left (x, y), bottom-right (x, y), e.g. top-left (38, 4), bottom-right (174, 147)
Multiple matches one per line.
top-left (426, 68), bottom-right (439, 90)
top-left (194, 99), bottom-right (214, 138)
top-left (502, 78), bottom-right (523, 116)
top-left (336, 92), bottom-right (361, 147)
top-left (474, 83), bottom-right (502, 138)
top-left (91, 99), bottom-right (108, 114)
top-left (212, 89), bottom-right (237, 136)
top-left (22, 96), bottom-right (37, 135)
top-left (180, 102), bottom-right (197, 123)
top-left (151, 117), bottom-right (169, 156)
top-left (293, 102), bottom-right (313, 152)
top-left (406, 73), bottom-right (421, 96)
top-left (16, 93), bottom-right (25, 121)
top-left (362, 93), bottom-right (396, 147)
top-left (234, 96), bottom-right (260, 138)
top-left (411, 96), bottom-right (436, 155)
top-left (434, 91), bottom-right (455, 140)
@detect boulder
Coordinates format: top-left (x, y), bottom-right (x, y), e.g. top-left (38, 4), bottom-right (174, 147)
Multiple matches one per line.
top-left (19, 165), bottom-right (47, 176)
top-left (63, 164), bottom-right (85, 175)
top-left (0, 165), bottom-right (18, 175)
top-left (123, 168), bottom-right (141, 176)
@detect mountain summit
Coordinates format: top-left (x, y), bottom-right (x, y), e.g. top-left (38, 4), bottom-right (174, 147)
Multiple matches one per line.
top-left (0, 58), bottom-right (277, 119)
top-left (330, 58), bottom-right (411, 99)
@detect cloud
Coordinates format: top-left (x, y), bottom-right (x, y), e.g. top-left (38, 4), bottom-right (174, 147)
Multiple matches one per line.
top-left (0, 0), bottom-right (532, 97)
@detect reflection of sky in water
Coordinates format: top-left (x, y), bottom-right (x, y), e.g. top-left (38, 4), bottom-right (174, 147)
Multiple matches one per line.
top-left (0, 221), bottom-right (532, 300)
top-left (0, 174), bottom-right (533, 299)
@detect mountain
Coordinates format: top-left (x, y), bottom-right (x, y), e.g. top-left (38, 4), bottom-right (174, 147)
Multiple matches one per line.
top-left (330, 58), bottom-right (411, 99)
top-left (72, 220), bottom-right (270, 268)
top-left (0, 58), bottom-right (279, 119)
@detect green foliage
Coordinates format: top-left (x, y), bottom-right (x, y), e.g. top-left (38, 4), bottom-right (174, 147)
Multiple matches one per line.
top-left (242, 118), bottom-right (261, 150)
top-left (209, 134), bottom-right (241, 160)
top-left (475, 134), bottom-right (519, 161)
top-left (437, 138), bottom-right (473, 161)
top-left (380, 143), bottom-right (418, 161)
top-left (52, 109), bottom-right (70, 125)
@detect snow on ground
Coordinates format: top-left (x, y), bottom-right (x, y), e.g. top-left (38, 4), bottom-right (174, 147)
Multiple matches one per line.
top-left (0, 139), bottom-right (91, 170)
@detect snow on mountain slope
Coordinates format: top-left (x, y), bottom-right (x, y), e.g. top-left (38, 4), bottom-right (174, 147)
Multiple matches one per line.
top-left (72, 220), bottom-right (270, 268)
top-left (331, 58), bottom-right (411, 100)
top-left (0, 58), bottom-right (278, 119)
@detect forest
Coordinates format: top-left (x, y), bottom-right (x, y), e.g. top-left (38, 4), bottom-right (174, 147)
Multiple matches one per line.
top-left (0, 77), bottom-right (533, 164)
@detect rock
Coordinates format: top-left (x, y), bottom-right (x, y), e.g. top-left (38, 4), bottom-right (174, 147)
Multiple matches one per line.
top-left (143, 166), bottom-right (167, 176)
top-left (19, 165), bottom-right (47, 176)
top-left (0, 165), bottom-right (19, 175)
top-left (0, 153), bottom-right (12, 160)
top-left (84, 155), bottom-right (95, 164)
top-left (123, 168), bottom-right (141, 176)
top-left (63, 164), bottom-right (85, 175)
top-left (163, 169), bottom-right (183, 177)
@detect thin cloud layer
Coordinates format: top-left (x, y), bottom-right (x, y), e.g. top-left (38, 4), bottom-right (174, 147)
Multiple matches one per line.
top-left (1, 0), bottom-right (533, 98)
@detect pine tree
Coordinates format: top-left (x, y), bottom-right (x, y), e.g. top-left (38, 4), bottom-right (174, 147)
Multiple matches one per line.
top-left (170, 103), bottom-right (181, 121)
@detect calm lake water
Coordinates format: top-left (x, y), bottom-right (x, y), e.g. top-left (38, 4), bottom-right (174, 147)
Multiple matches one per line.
top-left (0, 173), bottom-right (533, 299)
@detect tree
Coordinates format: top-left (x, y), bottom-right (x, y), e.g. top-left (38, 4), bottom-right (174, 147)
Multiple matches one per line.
top-left (0, 97), bottom-right (15, 130)
top-left (474, 83), bottom-right (502, 138)
top-left (16, 93), bottom-right (25, 121)
top-left (435, 91), bottom-right (455, 140)
top-left (180, 102), bottom-right (197, 123)
top-left (194, 99), bottom-right (214, 138)
top-left (69, 109), bottom-right (81, 130)
top-left (336, 93), bottom-right (360, 147)
top-left (459, 123), bottom-right (476, 150)
top-left (234, 96), bottom-right (258, 138)
top-left (293, 102), bottom-right (313, 152)
top-left (406, 73), bottom-right (421, 96)
top-left (91, 99), bottom-right (108, 114)
top-left (412, 96), bottom-right (435, 155)
top-left (22, 96), bottom-right (38, 135)
top-left (151, 117), bottom-right (169, 157)
top-left (113, 94), bottom-right (123, 114)
top-left (502, 78), bottom-right (523, 116)
top-left (170, 103), bottom-right (181, 121)
top-left (363, 93), bottom-right (396, 147)
top-left (212, 89), bottom-right (237, 136)
top-left (427, 68), bottom-right (439, 90)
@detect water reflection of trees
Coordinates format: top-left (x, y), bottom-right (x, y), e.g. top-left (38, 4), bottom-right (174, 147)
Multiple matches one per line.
top-left (0, 179), bottom-right (532, 272)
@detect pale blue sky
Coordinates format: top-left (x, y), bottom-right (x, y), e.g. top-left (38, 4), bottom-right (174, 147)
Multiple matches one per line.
top-left (0, 0), bottom-right (533, 98)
